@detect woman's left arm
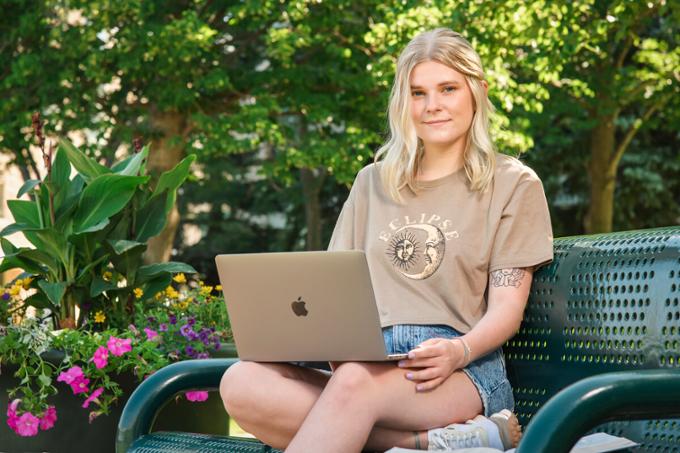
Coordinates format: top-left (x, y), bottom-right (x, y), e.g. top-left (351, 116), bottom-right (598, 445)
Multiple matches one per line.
top-left (460, 266), bottom-right (533, 361)
top-left (400, 267), bottom-right (533, 391)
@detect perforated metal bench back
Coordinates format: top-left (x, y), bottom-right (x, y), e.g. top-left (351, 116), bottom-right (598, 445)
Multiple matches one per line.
top-left (505, 226), bottom-right (680, 452)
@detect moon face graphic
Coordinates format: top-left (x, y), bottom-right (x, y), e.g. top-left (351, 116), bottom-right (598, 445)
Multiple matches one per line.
top-left (386, 224), bottom-right (445, 280)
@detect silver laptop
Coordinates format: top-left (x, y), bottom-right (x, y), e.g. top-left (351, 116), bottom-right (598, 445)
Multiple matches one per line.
top-left (214, 250), bottom-right (407, 362)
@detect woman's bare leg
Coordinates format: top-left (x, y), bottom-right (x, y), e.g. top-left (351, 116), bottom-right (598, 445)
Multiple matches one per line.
top-left (285, 361), bottom-right (482, 453)
top-left (220, 361), bottom-right (482, 452)
top-left (220, 362), bottom-right (419, 450)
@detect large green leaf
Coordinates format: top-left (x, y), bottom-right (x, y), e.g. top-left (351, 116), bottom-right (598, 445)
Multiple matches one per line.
top-left (136, 262), bottom-right (196, 283)
top-left (90, 276), bottom-right (118, 297)
top-left (142, 274), bottom-right (172, 301)
top-left (0, 238), bottom-right (17, 255)
top-left (32, 228), bottom-right (69, 264)
top-left (0, 223), bottom-right (38, 237)
top-left (23, 292), bottom-right (54, 310)
top-left (7, 200), bottom-right (41, 227)
top-left (152, 155), bottom-right (196, 216)
top-left (37, 280), bottom-right (67, 305)
top-left (58, 138), bottom-right (110, 182)
top-left (17, 180), bottom-right (41, 198)
top-left (73, 174), bottom-right (148, 234)
top-left (135, 193), bottom-right (168, 242)
top-left (51, 146), bottom-right (72, 189)
top-left (17, 248), bottom-right (60, 275)
top-left (115, 145), bottom-right (149, 176)
top-left (107, 239), bottom-right (145, 255)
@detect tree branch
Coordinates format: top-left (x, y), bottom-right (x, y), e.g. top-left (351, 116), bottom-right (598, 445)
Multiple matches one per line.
top-left (610, 92), bottom-right (672, 169)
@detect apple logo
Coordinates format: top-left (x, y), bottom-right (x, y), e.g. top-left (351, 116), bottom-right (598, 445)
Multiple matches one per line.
top-left (291, 296), bottom-right (308, 316)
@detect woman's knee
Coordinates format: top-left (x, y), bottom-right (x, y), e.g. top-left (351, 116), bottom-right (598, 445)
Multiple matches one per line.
top-left (327, 362), bottom-right (378, 401)
top-left (219, 361), bottom-right (267, 417)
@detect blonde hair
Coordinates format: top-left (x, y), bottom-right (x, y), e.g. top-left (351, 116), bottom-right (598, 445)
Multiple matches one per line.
top-left (374, 28), bottom-right (497, 204)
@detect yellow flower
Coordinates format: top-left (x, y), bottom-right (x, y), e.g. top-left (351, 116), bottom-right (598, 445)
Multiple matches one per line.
top-left (172, 273), bottom-right (186, 284)
top-left (133, 288), bottom-right (144, 299)
top-left (103, 271), bottom-right (113, 282)
top-left (200, 286), bottom-right (213, 296)
top-left (9, 285), bottom-right (21, 297)
top-left (94, 311), bottom-right (106, 323)
top-left (154, 292), bottom-right (163, 300)
top-left (178, 300), bottom-right (189, 310)
top-left (215, 285), bottom-right (222, 291)
top-left (165, 286), bottom-right (179, 299)
top-left (20, 278), bottom-right (33, 289)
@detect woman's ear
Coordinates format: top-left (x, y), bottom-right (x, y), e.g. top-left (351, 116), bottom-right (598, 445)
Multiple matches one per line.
top-left (481, 80), bottom-right (489, 97)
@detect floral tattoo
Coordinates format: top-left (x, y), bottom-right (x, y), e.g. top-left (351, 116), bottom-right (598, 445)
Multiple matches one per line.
top-left (490, 268), bottom-right (526, 288)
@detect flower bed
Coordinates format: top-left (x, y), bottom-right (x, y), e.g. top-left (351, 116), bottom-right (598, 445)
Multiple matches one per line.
top-left (1, 278), bottom-right (232, 439)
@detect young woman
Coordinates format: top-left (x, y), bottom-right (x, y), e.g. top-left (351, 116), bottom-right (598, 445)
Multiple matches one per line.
top-left (220, 28), bottom-right (553, 452)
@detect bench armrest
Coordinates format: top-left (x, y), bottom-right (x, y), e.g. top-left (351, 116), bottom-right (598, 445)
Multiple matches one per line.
top-left (516, 369), bottom-right (680, 453)
top-left (115, 358), bottom-right (238, 453)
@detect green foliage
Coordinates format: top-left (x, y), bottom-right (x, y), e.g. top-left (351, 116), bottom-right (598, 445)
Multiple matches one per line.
top-left (0, 138), bottom-right (196, 328)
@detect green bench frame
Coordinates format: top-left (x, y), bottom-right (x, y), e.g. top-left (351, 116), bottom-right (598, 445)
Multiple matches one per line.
top-left (117, 227), bottom-right (680, 452)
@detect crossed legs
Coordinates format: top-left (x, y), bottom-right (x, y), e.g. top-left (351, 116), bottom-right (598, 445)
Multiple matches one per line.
top-left (219, 360), bottom-right (483, 452)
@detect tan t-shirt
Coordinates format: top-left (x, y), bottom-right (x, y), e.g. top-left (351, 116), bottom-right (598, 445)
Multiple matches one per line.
top-left (327, 153), bottom-right (554, 333)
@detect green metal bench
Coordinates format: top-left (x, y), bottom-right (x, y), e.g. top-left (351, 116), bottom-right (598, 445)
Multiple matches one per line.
top-left (116, 226), bottom-right (680, 453)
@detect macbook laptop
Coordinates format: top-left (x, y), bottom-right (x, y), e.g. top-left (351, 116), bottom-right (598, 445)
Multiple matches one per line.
top-left (214, 250), bottom-right (407, 362)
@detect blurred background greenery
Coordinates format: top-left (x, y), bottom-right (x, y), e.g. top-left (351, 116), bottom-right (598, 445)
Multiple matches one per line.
top-left (1, 0), bottom-right (678, 284)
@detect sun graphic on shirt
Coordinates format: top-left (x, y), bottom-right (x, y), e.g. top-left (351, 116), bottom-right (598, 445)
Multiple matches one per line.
top-left (387, 231), bottom-right (420, 270)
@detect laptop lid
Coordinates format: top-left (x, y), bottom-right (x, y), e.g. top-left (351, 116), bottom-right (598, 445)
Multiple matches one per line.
top-left (215, 251), bottom-right (401, 361)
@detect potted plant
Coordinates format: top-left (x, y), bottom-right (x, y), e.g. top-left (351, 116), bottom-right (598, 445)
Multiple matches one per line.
top-left (0, 114), bottom-right (234, 451)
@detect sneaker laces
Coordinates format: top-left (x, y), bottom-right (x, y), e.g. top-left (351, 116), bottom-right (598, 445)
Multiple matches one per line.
top-left (442, 429), bottom-right (482, 448)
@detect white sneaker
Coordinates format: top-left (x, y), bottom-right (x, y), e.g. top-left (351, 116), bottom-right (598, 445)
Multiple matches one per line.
top-left (427, 410), bottom-right (521, 451)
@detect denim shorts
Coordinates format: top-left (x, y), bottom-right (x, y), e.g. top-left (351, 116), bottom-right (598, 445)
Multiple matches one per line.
top-left (383, 324), bottom-right (514, 416)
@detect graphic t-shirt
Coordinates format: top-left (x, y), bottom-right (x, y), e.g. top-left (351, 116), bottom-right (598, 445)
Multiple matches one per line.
top-left (327, 153), bottom-right (554, 333)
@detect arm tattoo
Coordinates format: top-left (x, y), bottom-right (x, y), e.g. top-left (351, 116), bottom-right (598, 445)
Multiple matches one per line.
top-left (490, 268), bottom-right (526, 288)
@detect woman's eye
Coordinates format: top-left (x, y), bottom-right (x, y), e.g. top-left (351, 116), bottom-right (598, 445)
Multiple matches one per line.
top-left (443, 86), bottom-right (455, 92)
top-left (411, 91), bottom-right (423, 96)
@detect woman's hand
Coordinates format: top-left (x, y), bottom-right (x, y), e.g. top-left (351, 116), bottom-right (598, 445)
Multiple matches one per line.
top-left (397, 337), bottom-right (466, 392)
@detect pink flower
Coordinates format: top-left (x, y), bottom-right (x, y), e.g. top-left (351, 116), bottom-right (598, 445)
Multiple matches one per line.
top-left (82, 387), bottom-right (104, 409)
top-left (143, 327), bottom-right (158, 341)
top-left (92, 346), bottom-right (109, 369)
top-left (6, 399), bottom-right (20, 431)
top-left (39, 406), bottom-right (57, 431)
top-left (15, 412), bottom-right (40, 437)
top-left (107, 336), bottom-right (132, 356)
top-left (70, 376), bottom-right (90, 395)
top-left (57, 366), bottom-right (84, 385)
top-left (185, 391), bottom-right (209, 402)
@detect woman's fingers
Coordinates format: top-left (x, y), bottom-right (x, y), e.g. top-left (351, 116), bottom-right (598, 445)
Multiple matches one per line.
top-left (414, 376), bottom-right (445, 392)
top-left (404, 367), bottom-right (440, 382)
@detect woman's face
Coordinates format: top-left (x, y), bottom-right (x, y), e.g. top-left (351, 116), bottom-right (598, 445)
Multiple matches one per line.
top-left (409, 60), bottom-right (476, 153)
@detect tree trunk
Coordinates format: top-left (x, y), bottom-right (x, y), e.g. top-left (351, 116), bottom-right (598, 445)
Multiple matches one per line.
top-left (300, 166), bottom-right (326, 250)
top-left (585, 113), bottom-right (617, 234)
top-left (143, 108), bottom-right (189, 263)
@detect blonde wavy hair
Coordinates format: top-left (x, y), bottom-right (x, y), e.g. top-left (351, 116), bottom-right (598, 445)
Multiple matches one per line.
top-left (374, 28), bottom-right (497, 204)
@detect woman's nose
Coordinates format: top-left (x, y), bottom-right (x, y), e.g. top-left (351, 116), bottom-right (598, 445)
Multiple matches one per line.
top-left (425, 93), bottom-right (442, 112)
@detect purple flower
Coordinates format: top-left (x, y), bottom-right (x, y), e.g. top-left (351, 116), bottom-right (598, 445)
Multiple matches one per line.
top-left (187, 316), bottom-right (196, 326)
top-left (179, 324), bottom-right (194, 339)
top-left (197, 352), bottom-right (210, 359)
top-left (2, 292), bottom-right (10, 300)
top-left (213, 340), bottom-right (222, 350)
top-left (209, 327), bottom-right (216, 332)
top-left (168, 313), bottom-right (177, 325)
top-left (146, 316), bottom-right (157, 323)
top-left (7, 399), bottom-right (20, 431)
top-left (159, 323), bottom-right (168, 332)
top-left (185, 345), bottom-right (197, 358)
top-left (198, 330), bottom-right (210, 344)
